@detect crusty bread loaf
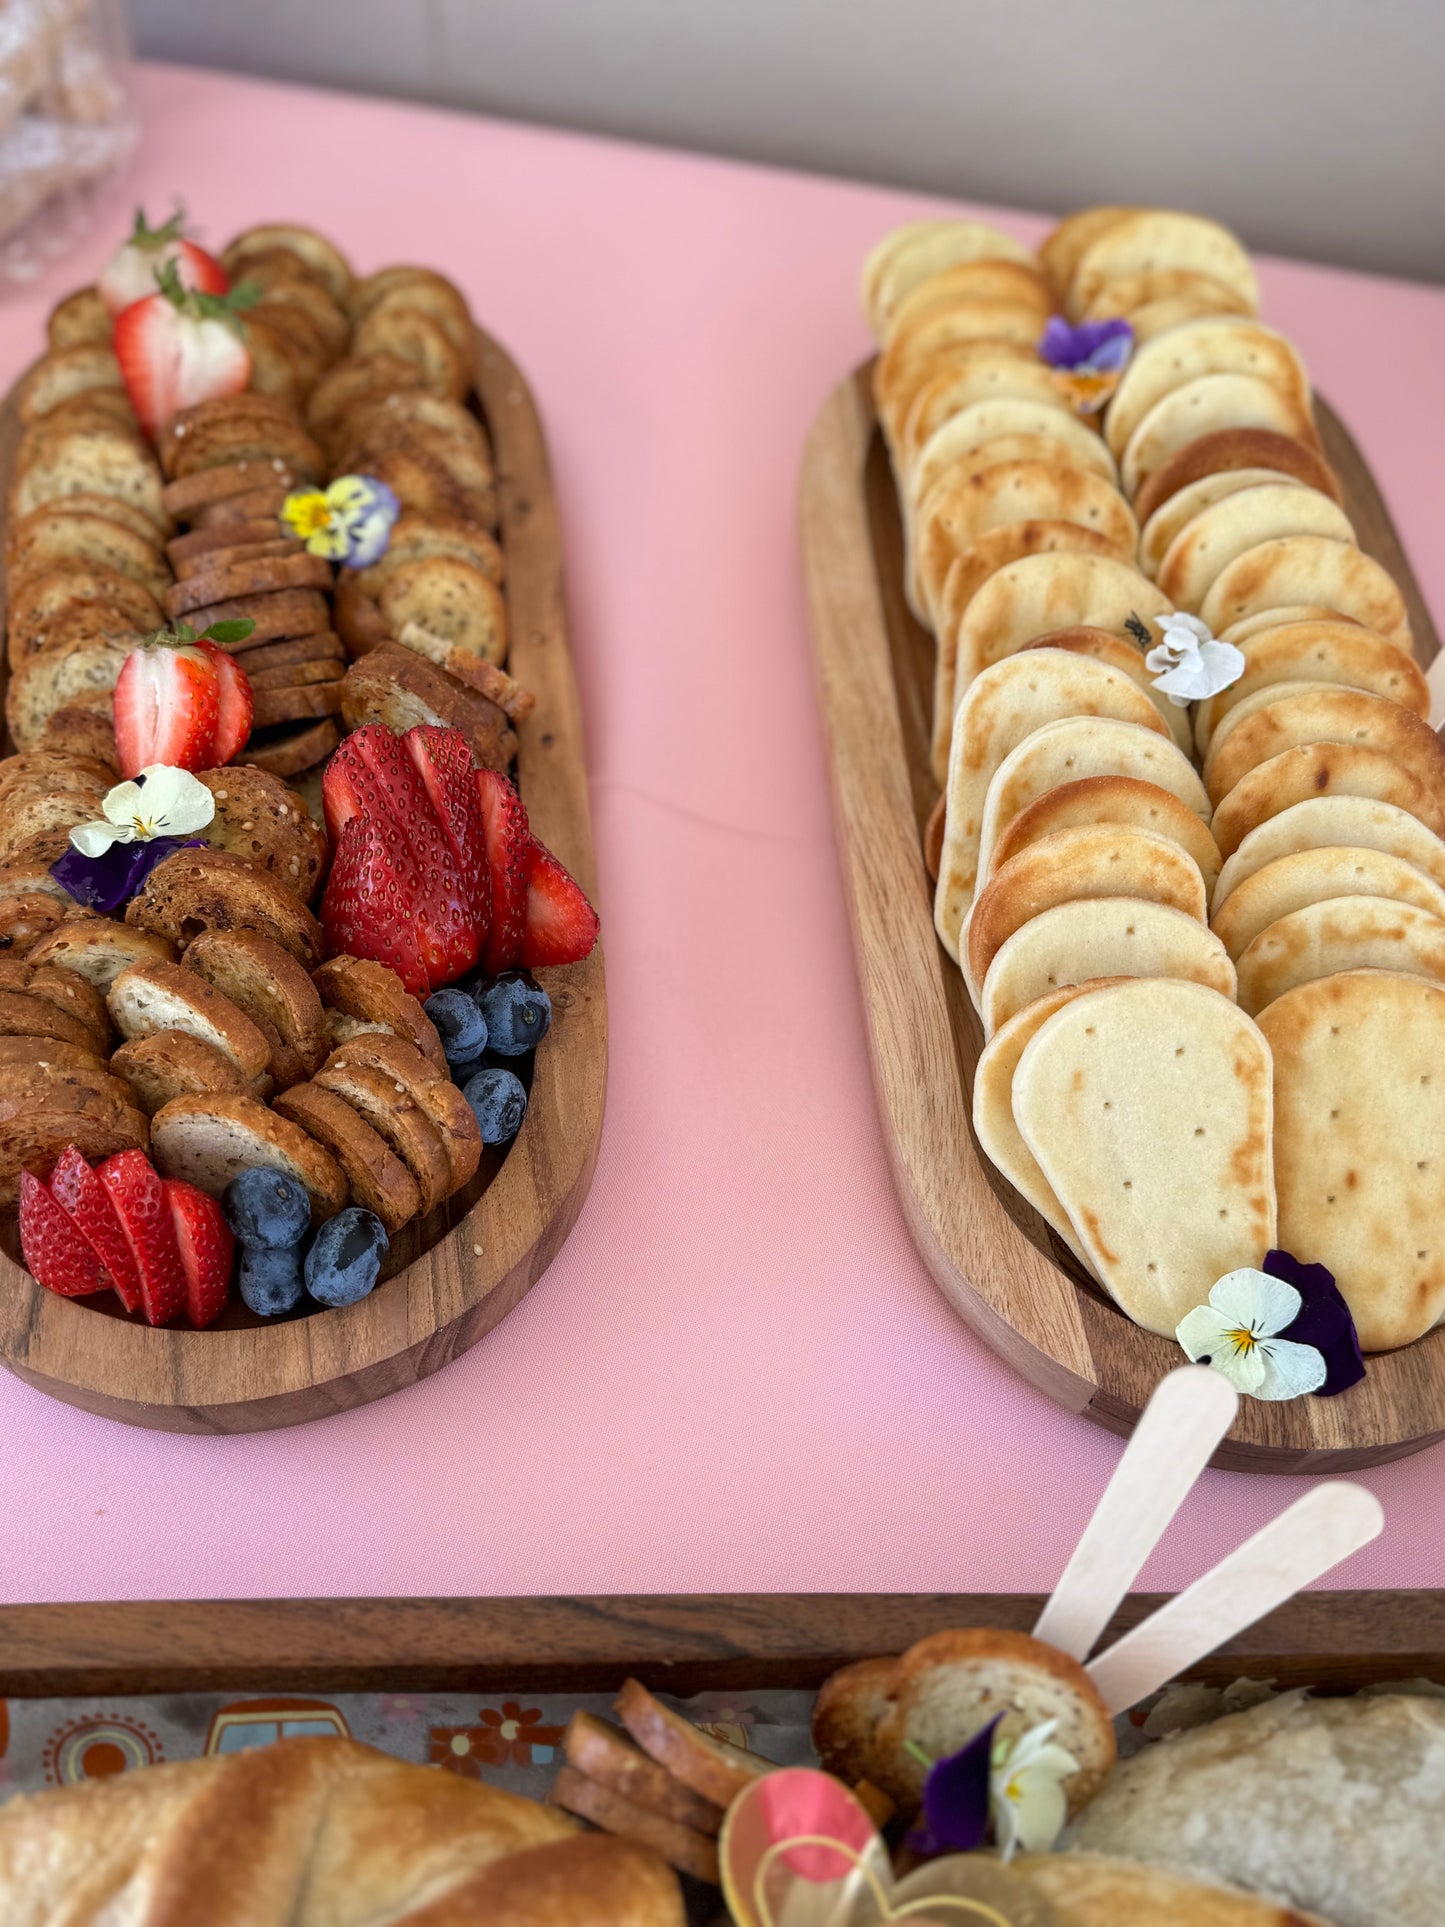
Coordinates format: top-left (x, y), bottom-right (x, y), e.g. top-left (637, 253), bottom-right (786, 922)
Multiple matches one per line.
top-left (811, 1656), bottom-right (900, 1789)
top-left (107, 960), bottom-right (273, 1082)
top-left (273, 1079), bottom-right (421, 1233)
top-left (0, 1735), bottom-right (683, 1924)
top-left (111, 1030), bottom-right (268, 1116)
top-left (125, 849), bottom-right (323, 967)
top-left (150, 1093), bottom-right (347, 1223)
top-left (182, 929), bottom-right (327, 1089)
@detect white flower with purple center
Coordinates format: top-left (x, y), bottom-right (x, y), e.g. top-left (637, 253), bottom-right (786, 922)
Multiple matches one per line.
top-left (1177, 1268), bottom-right (1328, 1400)
top-left (1144, 611), bottom-right (1246, 706)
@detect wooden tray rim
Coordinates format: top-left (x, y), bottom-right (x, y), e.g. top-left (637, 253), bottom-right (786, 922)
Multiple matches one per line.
top-left (799, 356), bottom-right (1445, 1474)
top-left (0, 324), bottom-right (608, 1433)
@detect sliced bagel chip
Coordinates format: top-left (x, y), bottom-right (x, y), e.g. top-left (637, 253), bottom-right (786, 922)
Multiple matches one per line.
top-left (1258, 970), bottom-right (1445, 1350)
top-left (932, 655), bottom-right (1169, 960)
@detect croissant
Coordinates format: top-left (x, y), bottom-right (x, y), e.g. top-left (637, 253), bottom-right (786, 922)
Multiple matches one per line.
top-left (0, 1735), bottom-right (685, 1925)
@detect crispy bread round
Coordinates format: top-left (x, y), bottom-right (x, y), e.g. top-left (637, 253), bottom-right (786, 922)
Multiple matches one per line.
top-left (46, 286), bottom-right (111, 352)
top-left (320, 1029), bottom-right (479, 1191)
top-left (273, 1080), bottom-right (420, 1233)
top-left (224, 224), bottom-right (354, 301)
top-left (110, 1030), bottom-right (263, 1115)
top-left (1022, 1853), bottom-right (1329, 1925)
top-left (162, 458), bottom-right (305, 519)
top-left (910, 398), bottom-right (1117, 513)
top-left (16, 345), bottom-right (124, 424)
top-left (353, 304), bottom-right (468, 398)
top-left (1212, 846), bottom-right (1445, 960)
top-left (183, 928), bottom-right (327, 1089)
top-left (9, 427), bottom-right (169, 535)
top-left (1193, 620), bottom-right (1428, 752)
top-left (311, 1058), bottom-right (452, 1214)
top-left (1235, 895), bottom-right (1445, 1017)
top-left (1212, 743), bottom-right (1445, 860)
top-left (0, 893), bottom-right (95, 957)
top-left (354, 279), bottom-right (473, 358)
top-left (1140, 467), bottom-right (1307, 578)
top-left (992, 773), bottom-right (1221, 895)
top-left (242, 718), bottom-right (341, 779)
top-left (1068, 210), bottom-right (1258, 319)
top-left (356, 512), bottom-right (503, 598)
top-left (1039, 205), bottom-right (1136, 298)
top-left (1213, 796), bottom-right (1445, 910)
top-left (235, 631), bottom-right (345, 676)
top-left (0, 1107), bottom-right (147, 1206)
top-left (5, 637), bottom-right (130, 749)
top-left (898, 351), bottom-right (1077, 474)
top-left (173, 587), bottom-right (331, 645)
top-left (980, 896), bottom-right (1235, 1037)
top-left (1105, 318), bottom-right (1310, 458)
top-left (167, 516), bottom-right (287, 566)
top-left (172, 537), bottom-right (300, 583)
top-left (885, 259), bottom-right (1051, 343)
top-left (164, 550), bottom-right (331, 618)
top-left (1019, 628), bottom-right (1191, 753)
top-left (1199, 535), bottom-right (1410, 641)
top-left (250, 680), bottom-right (345, 726)
top-left (1259, 973), bottom-right (1445, 1349)
top-left (310, 955), bottom-right (445, 1067)
top-left (1121, 374), bottom-right (1316, 496)
top-left (864, 218), bottom-right (1037, 336)
top-left (1134, 428), bottom-right (1342, 526)
top-left (1219, 603), bottom-right (1355, 645)
top-left (954, 550), bottom-right (1164, 697)
top-left (124, 847), bottom-right (322, 965)
top-left (107, 959), bottom-right (272, 1081)
top-left (1157, 483), bottom-right (1352, 612)
top-left (26, 920), bottom-right (175, 990)
top-left (378, 556), bottom-right (506, 666)
top-left (1205, 686), bottom-right (1445, 809)
top-left (304, 353), bottom-right (428, 439)
top-left (150, 1091), bottom-right (347, 1223)
top-left (1082, 265), bottom-right (1253, 322)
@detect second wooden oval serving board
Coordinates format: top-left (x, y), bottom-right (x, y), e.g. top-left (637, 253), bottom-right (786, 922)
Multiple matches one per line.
top-left (0, 326), bottom-right (607, 1433)
top-left (801, 359), bottom-right (1443, 1474)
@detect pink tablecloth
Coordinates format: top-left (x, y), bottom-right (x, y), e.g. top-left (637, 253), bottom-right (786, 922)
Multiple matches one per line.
top-left (1, 63), bottom-right (1443, 1607)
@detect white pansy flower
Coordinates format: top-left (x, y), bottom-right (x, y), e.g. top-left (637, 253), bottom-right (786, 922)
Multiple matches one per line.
top-left (69, 765), bottom-right (215, 858)
top-left (1177, 1268), bottom-right (1327, 1401)
top-left (990, 1718), bottom-right (1079, 1861)
top-left (1143, 612), bottom-right (1246, 707)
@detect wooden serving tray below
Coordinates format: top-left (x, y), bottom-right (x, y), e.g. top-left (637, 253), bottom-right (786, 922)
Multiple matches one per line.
top-left (0, 327), bottom-right (607, 1433)
top-left (801, 361), bottom-right (1443, 1474)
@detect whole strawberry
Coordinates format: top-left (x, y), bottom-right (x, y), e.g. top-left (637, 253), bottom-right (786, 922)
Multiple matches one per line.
top-left (114, 257), bottom-right (257, 441)
top-left (99, 207), bottom-right (228, 318)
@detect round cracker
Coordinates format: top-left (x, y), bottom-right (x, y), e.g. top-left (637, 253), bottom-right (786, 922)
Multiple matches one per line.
top-left (911, 395), bottom-right (1117, 505)
top-left (1219, 603), bottom-right (1356, 645)
top-left (1156, 484), bottom-right (1353, 613)
top-left (1213, 796), bottom-right (1445, 911)
top-left (982, 897), bottom-right (1235, 1038)
top-left (955, 550), bottom-right (1161, 695)
top-left (993, 773), bottom-right (1222, 897)
top-left (1038, 206), bottom-right (1137, 299)
top-left (1199, 535), bottom-right (1410, 642)
top-left (1019, 628), bottom-right (1192, 755)
top-left (1192, 622), bottom-right (1426, 755)
top-left (1121, 374), bottom-right (1317, 497)
top-left (1212, 846), bottom-right (1445, 960)
top-left (875, 306), bottom-right (1046, 441)
top-left (886, 259), bottom-right (1051, 341)
top-left (1207, 687), bottom-right (1445, 815)
top-left (1082, 267), bottom-right (1253, 323)
top-left (864, 219), bottom-right (1037, 336)
top-left (1140, 467), bottom-right (1307, 579)
top-left (1236, 894), bottom-right (1445, 1017)
top-left (899, 351), bottom-right (1070, 472)
top-left (1105, 318), bottom-right (1310, 458)
top-left (1212, 742), bottom-right (1445, 860)
top-left (1068, 211), bottom-right (1259, 321)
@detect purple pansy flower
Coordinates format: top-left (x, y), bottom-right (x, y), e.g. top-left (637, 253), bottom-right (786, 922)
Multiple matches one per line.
top-left (1264, 1248), bottom-right (1365, 1397)
top-left (50, 836), bottom-right (205, 915)
top-left (906, 1713), bottom-right (1002, 1856)
top-left (1038, 315), bottom-right (1134, 374)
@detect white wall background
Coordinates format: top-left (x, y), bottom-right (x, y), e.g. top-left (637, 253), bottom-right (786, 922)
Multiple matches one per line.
top-left (130, 0), bottom-right (1445, 283)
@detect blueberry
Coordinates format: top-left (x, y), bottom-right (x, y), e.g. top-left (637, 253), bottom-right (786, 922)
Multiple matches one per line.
top-left (238, 1245), bottom-right (304, 1317)
top-left (304, 1206), bottom-right (389, 1308)
top-left (463, 1066), bottom-right (528, 1145)
top-left (425, 987), bottom-right (487, 1065)
top-left (223, 1167), bottom-right (310, 1248)
top-left (477, 975), bottom-right (551, 1055)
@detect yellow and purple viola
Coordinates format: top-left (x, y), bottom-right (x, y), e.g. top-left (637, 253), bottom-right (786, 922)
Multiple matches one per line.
top-left (281, 473), bottom-right (400, 568)
top-left (1038, 315), bottom-right (1134, 414)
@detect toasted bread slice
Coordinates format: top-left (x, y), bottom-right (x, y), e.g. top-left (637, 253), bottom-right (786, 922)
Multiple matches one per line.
top-left (251, 680), bottom-right (345, 727)
top-left (549, 1766), bottom-right (719, 1884)
top-left (378, 557), bottom-right (506, 666)
top-left (395, 628), bottom-right (535, 722)
top-left (340, 644), bottom-right (516, 773)
top-left (162, 414), bottom-right (323, 486)
top-left (192, 483), bottom-right (295, 529)
top-left (162, 458), bottom-right (305, 521)
top-left (25, 921), bottom-right (174, 991)
top-left (195, 766), bottom-right (328, 902)
top-left (9, 425), bottom-right (169, 535)
top-left (230, 631), bottom-right (344, 677)
top-left (0, 788), bottom-right (109, 866)
top-left (0, 1059), bottom-right (138, 1127)
top-left (150, 1092), bottom-right (346, 1223)
top-left (7, 507), bottom-right (167, 602)
top-left (0, 1034), bottom-right (106, 1076)
top-left (273, 1080), bottom-right (420, 1233)
top-left (0, 960), bottom-right (108, 1049)
top-left (242, 718), bottom-right (342, 779)
top-left (7, 563), bottom-right (162, 657)
top-left (171, 587), bottom-right (331, 646)
top-left (108, 960), bottom-right (272, 1081)
top-left (0, 893), bottom-right (94, 957)
top-left (811, 1657), bottom-right (899, 1789)
top-left (356, 510), bottom-right (502, 597)
top-left (172, 537), bottom-right (300, 582)
top-left (310, 1059), bottom-right (452, 1214)
top-left (224, 225), bottom-right (354, 303)
top-left (17, 346), bottom-right (125, 424)
top-left (337, 393), bottom-right (490, 472)
top-left (7, 602), bottom-right (140, 676)
top-left (305, 353), bottom-right (428, 439)
top-left (13, 489), bottom-right (157, 548)
top-left (353, 444), bottom-right (491, 528)
top-left (333, 572), bottom-right (391, 658)
top-left (34, 704), bottom-right (120, 769)
top-left (0, 1106), bottom-right (148, 1207)
top-left (615, 1681), bottom-right (774, 1809)
top-left (125, 849), bottom-right (323, 966)
top-left (111, 1030), bottom-right (267, 1115)
top-left (350, 277), bottom-right (473, 355)
top-left (182, 929), bottom-right (326, 1089)
top-left (564, 1714), bottom-right (725, 1836)
top-left (320, 1030), bottom-right (479, 1191)
top-left (46, 287), bottom-right (111, 352)
top-left (247, 659), bottom-right (345, 693)
top-left (353, 303), bottom-right (469, 398)
top-left (5, 637), bottom-right (130, 750)
top-left (0, 985), bottom-right (100, 1051)
top-left (0, 865), bottom-right (85, 906)
top-left (310, 957), bottom-right (445, 1066)
top-left (164, 551), bottom-right (331, 618)
top-left (0, 749), bottom-right (114, 803)
top-left (166, 516), bottom-right (287, 566)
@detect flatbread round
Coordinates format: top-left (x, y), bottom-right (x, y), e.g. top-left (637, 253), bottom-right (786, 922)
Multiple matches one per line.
top-left (1218, 603), bottom-right (1357, 645)
top-left (887, 259), bottom-right (1052, 340)
top-left (1193, 620), bottom-right (1429, 753)
top-left (912, 397), bottom-right (1118, 506)
top-left (994, 773), bottom-right (1223, 897)
top-left (1121, 375), bottom-right (1317, 497)
top-left (915, 463), bottom-right (1138, 643)
top-left (1082, 267), bottom-right (1253, 323)
top-left (1213, 795), bottom-right (1445, 911)
top-left (932, 653), bottom-right (1168, 958)
top-left (883, 339), bottom-right (1042, 455)
top-left (1199, 535), bottom-right (1410, 641)
top-left (899, 351), bottom-right (1071, 473)
top-left (1157, 484), bottom-right (1353, 613)
top-left (1105, 319), bottom-right (1310, 458)
top-left (864, 219), bottom-right (1037, 336)
top-left (968, 825), bottom-right (1206, 997)
top-left (982, 897), bottom-right (1237, 1037)
top-left (973, 978), bottom-right (1131, 1272)
top-left (1134, 428), bottom-right (1343, 527)
top-left (1069, 211), bottom-right (1259, 320)
top-left (1039, 206), bottom-right (1136, 298)
top-left (1019, 629), bottom-right (1193, 754)
top-left (1235, 894), bottom-right (1445, 1016)
top-left (975, 714), bottom-right (1208, 895)
top-left (1011, 976), bottom-right (1270, 1331)
top-left (1204, 686), bottom-right (1445, 809)
top-left (956, 550), bottom-right (1161, 695)
top-left (1211, 742), bottom-right (1445, 859)
top-left (1140, 467), bottom-right (1307, 578)
top-left (1212, 846), bottom-right (1445, 959)
top-left (1259, 971), bottom-right (1445, 1349)
top-left (930, 525), bottom-right (1129, 781)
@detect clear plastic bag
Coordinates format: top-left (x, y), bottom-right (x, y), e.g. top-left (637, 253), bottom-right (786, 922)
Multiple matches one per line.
top-left (0, 0), bottom-right (136, 284)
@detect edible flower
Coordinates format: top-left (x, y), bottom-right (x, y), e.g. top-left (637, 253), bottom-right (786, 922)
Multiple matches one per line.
top-left (907, 1715), bottom-right (1077, 1863)
top-left (1258, 1248), bottom-right (1365, 1397)
top-left (281, 473), bottom-right (399, 568)
top-left (1142, 611), bottom-right (1245, 706)
top-left (1038, 314), bottom-right (1133, 413)
top-left (51, 766), bottom-right (214, 913)
top-left (1176, 1266), bottom-right (1328, 1400)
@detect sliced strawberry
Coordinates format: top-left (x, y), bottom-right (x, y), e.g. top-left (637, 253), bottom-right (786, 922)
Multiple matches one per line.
top-left (49, 1144), bottom-right (143, 1313)
top-left (194, 640), bottom-right (253, 763)
top-left (322, 813), bottom-right (433, 995)
top-left (112, 641), bottom-right (219, 777)
top-left (476, 769), bottom-right (531, 974)
top-left (96, 1150), bottom-right (186, 1327)
top-left (113, 259), bottom-right (253, 441)
top-left (19, 1169), bottom-right (102, 1298)
top-left (328, 728), bottom-right (478, 987)
top-left (520, 840), bottom-right (600, 967)
top-left (163, 1178), bottom-right (234, 1328)
top-left (403, 725), bottom-right (491, 951)
top-left (99, 208), bottom-right (228, 317)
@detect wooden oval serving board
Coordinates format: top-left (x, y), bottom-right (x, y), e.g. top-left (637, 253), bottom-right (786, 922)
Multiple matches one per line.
top-left (0, 327), bottom-right (607, 1432)
top-left (801, 359), bottom-right (1442, 1473)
